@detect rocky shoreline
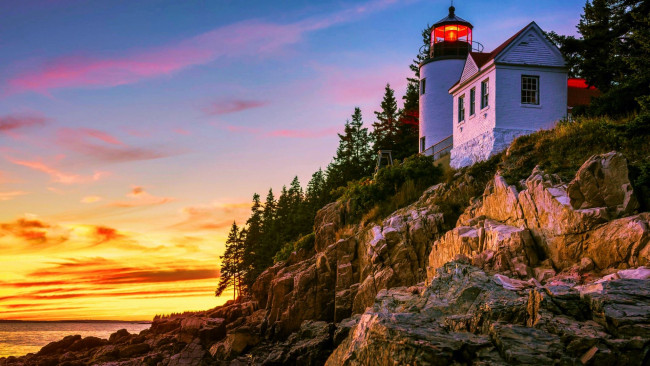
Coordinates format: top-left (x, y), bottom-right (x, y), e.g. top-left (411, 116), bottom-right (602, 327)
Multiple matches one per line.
top-left (2, 151), bottom-right (649, 365)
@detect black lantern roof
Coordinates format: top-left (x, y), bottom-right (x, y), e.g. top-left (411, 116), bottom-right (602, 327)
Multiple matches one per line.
top-left (433, 6), bottom-right (473, 29)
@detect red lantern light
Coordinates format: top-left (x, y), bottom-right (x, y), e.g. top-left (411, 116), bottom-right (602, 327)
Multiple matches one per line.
top-left (446, 30), bottom-right (458, 42)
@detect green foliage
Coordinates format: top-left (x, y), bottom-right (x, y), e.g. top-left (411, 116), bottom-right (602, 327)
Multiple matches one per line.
top-left (326, 107), bottom-right (375, 192)
top-left (372, 84), bottom-right (400, 152)
top-left (551, 0), bottom-right (650, 117)
top-left (631, 158), bottom-right (650, 211)
top-left (500, 116), bottom-right (650, 186)
top-left (339, 154), bottom-right (443, 223)
top-left (409, 25), bottom-right (432, 82)
top-left (242, 194), bottom-right (263, 287)
top-left (273, 241), bottom-right (294, 263)
top-left (273, 232), bottom-right (315, 263)
top-left (216, 222), bottom-right (247, 300)
top-left (394, 81), bottom-right (420, 161)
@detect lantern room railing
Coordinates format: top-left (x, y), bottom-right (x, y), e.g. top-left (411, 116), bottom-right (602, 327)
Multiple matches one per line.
top-left (419, 40), bottom-right (483, 61)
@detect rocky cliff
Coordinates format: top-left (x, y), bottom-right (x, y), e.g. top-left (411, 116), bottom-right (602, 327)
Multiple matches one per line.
top-left (2, 151), bottom-right (648, 366)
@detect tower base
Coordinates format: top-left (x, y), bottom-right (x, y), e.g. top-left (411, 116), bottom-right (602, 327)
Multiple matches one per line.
top-left (450, 128), bottom-right (534, 169)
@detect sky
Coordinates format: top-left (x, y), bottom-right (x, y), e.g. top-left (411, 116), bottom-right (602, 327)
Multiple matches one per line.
top-left (0, 0), bottom-right (584, 321)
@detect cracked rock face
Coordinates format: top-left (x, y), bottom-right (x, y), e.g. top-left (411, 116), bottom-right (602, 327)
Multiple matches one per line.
top-left (327, 262), bottom-right (650, 365)
top-left (447, 152), bottom-right (648, 275)
top-left (254, 198), bottom-right (445, 339)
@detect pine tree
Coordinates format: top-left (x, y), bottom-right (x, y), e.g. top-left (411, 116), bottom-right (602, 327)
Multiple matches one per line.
top-left (326, 107), bottom-right (374, 191)
top-left (243, 193), bottom-right (263, 286)
top-left (287, 176), bottom-right (309, 239)
top-left (275, 185), bottom-right (291, 245)
top-left (305, 168), bottom-right (327, 213)
top-left (216, 222), bottom-right (247, 300)
top-left (372, 84), bottom-right (400, 152)
top-left (550, 0), bottom-right (650, 116)
top-left (394, 81), bottom-right (419, 160)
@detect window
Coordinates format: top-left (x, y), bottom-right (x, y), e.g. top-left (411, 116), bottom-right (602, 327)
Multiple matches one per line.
top-left (458, 95), bottom-right (465, 123)
top-left (521, 75), bottom-right (539, 105)
top-left (420, 137), bottom-right (426, 153)
top-left (481, 79), bottom-right (489, 109)
top-left (469, 88), bottom-right (476, 116)
top-left (420, 78), bottom-right (426, 95)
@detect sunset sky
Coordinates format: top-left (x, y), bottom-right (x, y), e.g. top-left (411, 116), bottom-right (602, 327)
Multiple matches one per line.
top-left (0, 0), bottom-right (583, 320)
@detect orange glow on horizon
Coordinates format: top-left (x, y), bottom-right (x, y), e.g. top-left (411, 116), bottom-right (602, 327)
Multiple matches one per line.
top-left (0, 197), bottom-right (252, 320)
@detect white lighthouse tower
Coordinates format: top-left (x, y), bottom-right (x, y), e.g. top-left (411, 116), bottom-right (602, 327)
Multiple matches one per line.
top-left (419, 6), bottom-right (480, 157)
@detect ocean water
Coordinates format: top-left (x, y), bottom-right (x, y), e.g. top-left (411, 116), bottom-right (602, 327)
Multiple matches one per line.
top-left (0, 322), bottom-right (151, 358)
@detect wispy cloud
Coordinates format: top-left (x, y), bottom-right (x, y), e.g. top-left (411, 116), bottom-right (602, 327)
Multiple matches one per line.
top-left (203, 99), bottom-right (269, 115)
top-left (56, 127), bottom-right (176, 163)
top-left (0, 113), bottom-right (48, 133)
top-left (11, 257), bottom-right (219, 287)
top-left (267, 127), bottom-right (338, 138)
top-left (315, 63), bottom-right (409, 105)
top-left (5, 0), bottom-right (413, 94)
top-left (0, 218), bottom-right (68, 246)
top-left (6, 155), bottom-right (109, 184)
top-left (81, 195), bottom-right (102, 203)
top-left (218, 124), bottom-right (338, 139)
top-left (0, 191), bottom-right (27, 201)
top-left (109, 186), bottom-right (175, 208)
top-left (171, 201), bottom-right (251, 232)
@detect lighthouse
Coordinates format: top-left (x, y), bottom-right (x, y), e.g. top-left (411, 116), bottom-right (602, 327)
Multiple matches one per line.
top-left (419, 5), bottom-right (480, 156)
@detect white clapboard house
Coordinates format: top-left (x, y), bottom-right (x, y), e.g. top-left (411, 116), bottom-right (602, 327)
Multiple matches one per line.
top-left (418, 6), bottom-right (569, 168)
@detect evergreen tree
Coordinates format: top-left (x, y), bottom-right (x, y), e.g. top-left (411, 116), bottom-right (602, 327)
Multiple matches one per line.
top-left (287, 176), bottom-right (311, 239)
top-left (550, 0), bottom-right (650, 116)
top-left (372, 84), bottom-right (400, 153)
top-left (395, 81), bottom-right (420, 160)
top-left (242, 193), bottom-right (263, 286)
top-left (326, 107), bottom-right (374, 191)
top-left (305, 168), bottom-right (327, 214)
top-left (216, 222), bottom-right (246, 300)
top-left (275, 185), bottom-right (291, 244)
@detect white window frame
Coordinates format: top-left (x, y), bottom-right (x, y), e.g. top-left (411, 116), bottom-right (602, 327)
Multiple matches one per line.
top-left (481, 79), bottom-right (489, 109)
top-left (521, 75), bottom-right (540, 105)
top-left (469, 87), bottom-right (476, 116)
top-left (458, 95), bottom-right (465, 123)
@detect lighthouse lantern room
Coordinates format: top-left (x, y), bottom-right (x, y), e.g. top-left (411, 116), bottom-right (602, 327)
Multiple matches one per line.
top-left (419, 5), bottom-right (481, 157)
top-left (431, 6), bottom-right (473, 58)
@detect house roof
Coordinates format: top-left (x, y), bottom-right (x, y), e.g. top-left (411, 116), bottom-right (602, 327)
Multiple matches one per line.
top-left (568, 78), bottom-right (600, 107)
top-left (449, 22), bottom-right (537, 91)
top-left (433, 6), bottom-right (473, 28)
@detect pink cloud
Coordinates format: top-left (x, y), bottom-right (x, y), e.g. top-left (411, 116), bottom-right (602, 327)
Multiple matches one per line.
top-left (202, 99), bottom-right (269, 115)
top-left (316, 64), bottom-right (409, 105)
top-left (6, 0), bottom-right (411, 94)
top-left (109, 186), bottom-right (174, 208)
top-left (223, 125), bottom-right (262, 134)
top-left (267, 127), bottom-right (339, 138)
top-left (0, 114), bottom-right (48, 133)
top-left (173, 128), bottom-right (191, 135)
top-left (56, 127), bottom-right (176, 163)
top-left (6, 156), bottom-right (108, 184)
top-left (218, 124), bottom-right (337, 139)
top-left (171, 201), bottom-right (251, 232)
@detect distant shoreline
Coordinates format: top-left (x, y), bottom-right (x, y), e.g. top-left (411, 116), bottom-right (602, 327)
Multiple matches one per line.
top-left (0, 320), bottom-right (151, 324)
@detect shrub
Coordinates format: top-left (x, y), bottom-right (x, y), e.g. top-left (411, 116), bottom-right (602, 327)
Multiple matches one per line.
top-left (631, 158), bottom-right (650, 211)
top-left (273, 232), bottom-right (315, 263)
top-left (339, 154), bottom-right (443, 223)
